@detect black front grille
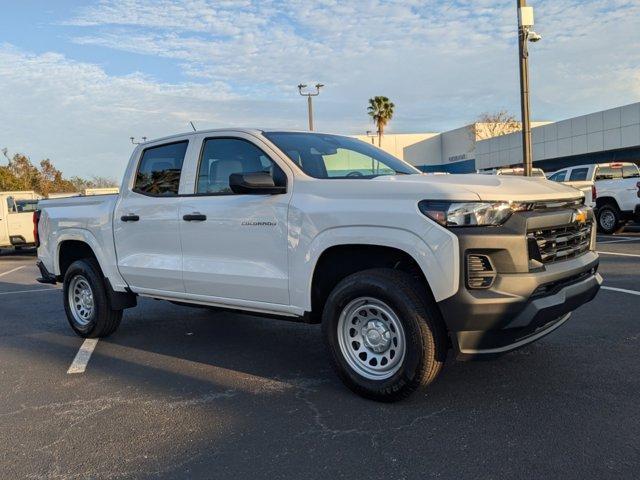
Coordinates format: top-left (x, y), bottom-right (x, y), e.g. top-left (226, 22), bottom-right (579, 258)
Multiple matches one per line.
top-left (527, 222), bottom-right (592, 264)
top-left (530, 268), bottom-right (595, 298)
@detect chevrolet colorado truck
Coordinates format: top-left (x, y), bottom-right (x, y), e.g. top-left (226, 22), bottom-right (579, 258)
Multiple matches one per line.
top-left (35, 129), bottom-right (601, 401)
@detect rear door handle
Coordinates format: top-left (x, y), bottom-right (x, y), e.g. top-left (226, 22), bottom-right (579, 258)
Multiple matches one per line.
top-left (183, 213), bottom-right (207, 222)
top-left (121, 214), bottom-right (140, 222)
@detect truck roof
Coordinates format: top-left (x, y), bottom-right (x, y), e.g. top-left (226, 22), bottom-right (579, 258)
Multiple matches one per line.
top-left (136, 128), bottom-right (354, 146)
top-left (556, 162), bottom-right (638, 171)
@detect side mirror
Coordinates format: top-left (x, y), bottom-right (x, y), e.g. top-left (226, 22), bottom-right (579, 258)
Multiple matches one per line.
top-left (229, 172), bottom-right (286, 195)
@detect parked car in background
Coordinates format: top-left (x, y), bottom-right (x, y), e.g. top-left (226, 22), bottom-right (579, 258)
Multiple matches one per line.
top-left (35, 129), bottom-right (601, 401)
top-left (548, 162), bottom-right (640, 234)
top-left (0, 191), bottom-right (40, 249)
top-left (479, 167), bottom-right (547, 178)
top-left (546, 170), bottom-right (596, 211)
top-left (48, 188), bottom-right (120, 199)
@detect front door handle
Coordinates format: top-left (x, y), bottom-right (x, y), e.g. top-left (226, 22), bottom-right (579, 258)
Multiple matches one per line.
top-left (183, 213), bottom-right (207, 222)
top-left (121, 214), bottom-right (140, 222)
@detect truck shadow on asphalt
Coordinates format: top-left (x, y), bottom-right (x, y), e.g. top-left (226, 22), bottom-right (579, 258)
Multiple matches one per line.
top-left (2, 286), bottom-right (637, 479)
top-left (0, 247), bottom-right (37, 258)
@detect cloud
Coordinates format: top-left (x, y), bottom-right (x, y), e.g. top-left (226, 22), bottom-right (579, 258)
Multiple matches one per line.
top-left (0, 44), bottom-right (302, 177)
top-left (1, 0), bottom-right (639, 178)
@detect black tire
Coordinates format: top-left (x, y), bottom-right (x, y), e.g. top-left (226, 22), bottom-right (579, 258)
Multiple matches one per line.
top-left (597, 204), bottom-right (622, 234)
top-left (63, 259), bottom-right (122, 338)
top-left (322, 268), bottom-right (447, 402)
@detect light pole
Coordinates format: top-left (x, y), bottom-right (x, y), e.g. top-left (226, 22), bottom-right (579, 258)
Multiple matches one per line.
top-left (517, 1), bottom-right (541, 176)
top-left (365, 130), bottom-right (377, 144)
top-left (298, 83), bottom-right (324, 131)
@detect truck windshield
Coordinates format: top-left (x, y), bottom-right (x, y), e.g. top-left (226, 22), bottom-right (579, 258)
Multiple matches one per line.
top-left (263, 132), bottom-right (420, 179)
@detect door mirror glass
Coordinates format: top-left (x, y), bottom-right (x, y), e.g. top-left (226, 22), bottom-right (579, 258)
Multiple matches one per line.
top-left (229, 172), bottom-right (286, 194)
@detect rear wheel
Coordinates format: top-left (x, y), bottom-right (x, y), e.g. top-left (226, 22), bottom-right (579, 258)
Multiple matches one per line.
top-left (63, 259), bottom-right (122, 338)
top-left (322, 268), bottom-right (447, 402)
top-left (597, 204), bottom-right (622, 234)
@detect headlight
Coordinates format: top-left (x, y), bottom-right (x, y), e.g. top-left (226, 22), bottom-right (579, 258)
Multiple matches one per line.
top-left (418, 200), bottom-right (528, 227)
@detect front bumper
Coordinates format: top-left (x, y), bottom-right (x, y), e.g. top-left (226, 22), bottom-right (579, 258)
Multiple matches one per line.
top-left (437, 207), bottom-right (601, 357)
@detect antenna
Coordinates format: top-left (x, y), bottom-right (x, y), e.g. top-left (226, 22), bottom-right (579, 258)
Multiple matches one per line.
top-left (189, 121), bottom-right (197, 132)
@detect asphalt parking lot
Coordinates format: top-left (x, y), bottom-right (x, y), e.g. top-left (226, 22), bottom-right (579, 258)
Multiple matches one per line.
top-left (1, 231), bottom-right (639, 479)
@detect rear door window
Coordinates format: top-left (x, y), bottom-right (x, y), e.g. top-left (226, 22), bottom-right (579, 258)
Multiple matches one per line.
top-left (133, 141), bottom-right (188, 196)
top-left (568, 168), bottom-right (588, 181)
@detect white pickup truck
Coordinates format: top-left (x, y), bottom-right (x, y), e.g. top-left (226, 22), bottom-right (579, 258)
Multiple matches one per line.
top-left (35, 129), bottom-right (602, 401)
top-left (0, 191), bottom-right (40, 249)
top-left (548, 162), bottom-right (640, 234)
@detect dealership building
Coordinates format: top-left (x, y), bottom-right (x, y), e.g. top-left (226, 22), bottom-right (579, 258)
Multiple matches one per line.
top-left (359, 102), bottom-right (640, 173)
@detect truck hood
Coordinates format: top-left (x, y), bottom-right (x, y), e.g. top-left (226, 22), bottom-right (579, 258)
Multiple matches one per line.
top-left (372, 174), bottom-right (583, 202)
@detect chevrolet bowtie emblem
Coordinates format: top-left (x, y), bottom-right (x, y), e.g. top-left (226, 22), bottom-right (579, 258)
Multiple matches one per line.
top-left (572, 208), bottom-right (587, 224)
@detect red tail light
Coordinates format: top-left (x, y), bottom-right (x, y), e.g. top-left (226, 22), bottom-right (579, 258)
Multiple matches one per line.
top-left (591, 184), bottom-right (597, 201)
top-left (33, 210), bottom-right (41, 248)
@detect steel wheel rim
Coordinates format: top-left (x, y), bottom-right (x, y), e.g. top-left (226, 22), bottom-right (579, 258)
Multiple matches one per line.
top-left (337, 297), bottom-right (406, 380)
top-left (68, 275), bottom-right (94, 326)
top-left (600, 210), bottom-right (615, 230)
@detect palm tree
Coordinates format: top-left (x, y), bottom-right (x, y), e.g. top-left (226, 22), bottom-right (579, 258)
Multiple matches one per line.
top-left (367, 96), bottom-right (395, 147)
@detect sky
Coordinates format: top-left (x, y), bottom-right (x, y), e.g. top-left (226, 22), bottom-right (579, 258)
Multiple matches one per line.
top-left (1, 0), bottom-right (639, 179)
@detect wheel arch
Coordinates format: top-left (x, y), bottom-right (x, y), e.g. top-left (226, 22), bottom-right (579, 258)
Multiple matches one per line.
top-left (53, 228), bottom-right (128, 291)
top-left (293, 226), bottom-right (459, 322)
top-left (595, 196), bottom-right (620, 210)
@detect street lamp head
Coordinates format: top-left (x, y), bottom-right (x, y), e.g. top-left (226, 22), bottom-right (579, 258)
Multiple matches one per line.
top-left (527, 30), bottom-right (542, 42)
top-left (298, 83), bottom-right (307, 92)
top-left (315, 83), bottom-right (324, 89)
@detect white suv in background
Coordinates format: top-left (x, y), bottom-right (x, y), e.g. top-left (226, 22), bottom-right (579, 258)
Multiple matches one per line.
top-left (548, 162), bottom-right (640, 234)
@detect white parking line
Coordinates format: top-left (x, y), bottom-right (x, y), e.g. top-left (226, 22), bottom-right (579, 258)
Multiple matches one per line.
top-left (0, 266), bottom-right (25, 278)
top-left (0, 288), bottom-right (59, 295)
top-left (597, 251), bottom-right (640, 258)
top-left (598, 238), bottom-right (640, 244)
top-left (601, 286), bottom-right (640, 297)
top-left (67, 339), bottom-right (99, 374)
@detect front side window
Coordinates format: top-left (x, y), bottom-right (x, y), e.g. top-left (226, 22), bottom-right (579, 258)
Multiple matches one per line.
top-left (548, 170), bottom-right (567, 182)
top-left (196, 138), bottom-right (285, 194)
top-left (569, 168), bottom-right (588, 181)
top-left (263, 132), bottom-right (419, 179)
top-left (134, 141), bottom-right (188, 196)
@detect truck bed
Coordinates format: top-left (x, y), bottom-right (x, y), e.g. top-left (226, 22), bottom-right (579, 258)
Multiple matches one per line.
top-left (37, 194), bottom-right (122, 287)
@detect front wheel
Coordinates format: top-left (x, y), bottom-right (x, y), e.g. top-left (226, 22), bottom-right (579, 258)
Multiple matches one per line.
top-left (597, 204), bottom-right (622, 234)
top-left (322, 269), bottom-right (447, 402)
top-left (63, 259), bottom-right (122, 338)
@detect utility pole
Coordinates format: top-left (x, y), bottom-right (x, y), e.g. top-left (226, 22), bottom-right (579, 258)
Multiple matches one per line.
top-left (298, 83), bottom-right (324, 131)
top-left (517, 1), bottom-right (541, 176)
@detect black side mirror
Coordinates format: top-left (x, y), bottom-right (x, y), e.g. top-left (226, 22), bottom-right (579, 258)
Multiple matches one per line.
top-left (229, 172), bottom-right (286, 195)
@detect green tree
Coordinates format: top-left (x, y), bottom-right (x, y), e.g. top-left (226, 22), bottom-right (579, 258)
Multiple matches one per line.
top-left (367, 96), bottom-right (395, 147)
top-left (39, 159), bottom-right (76, 196)
top-left (1, 148), bottom-right (115, 196)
